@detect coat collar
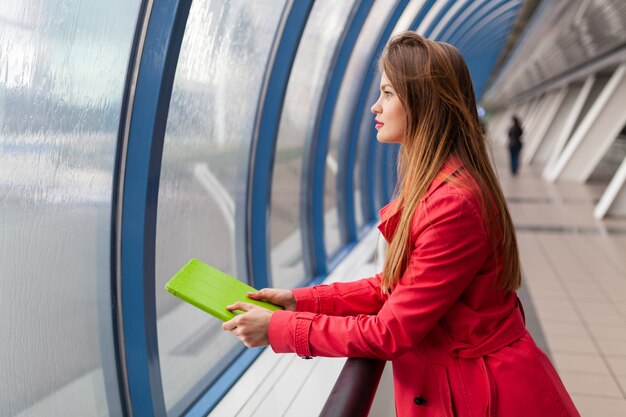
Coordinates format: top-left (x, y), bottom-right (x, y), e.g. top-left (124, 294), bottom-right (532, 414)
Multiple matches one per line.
top-left (377, 155), bottom-right (463, 241)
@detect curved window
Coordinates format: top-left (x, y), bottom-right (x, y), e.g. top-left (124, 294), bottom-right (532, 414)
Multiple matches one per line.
top-left (354, 1), bottom-right (420, 232)
top-left (155, 1), bottom-right (287, 414)
top-left (355, 82), bottom-right (381, 229)
top-left (270, 0), bottom-right (356, 288)
top-left (325, 0), bottom-right (397, 256)
top-left (0, 1), bottom-right (141, 416)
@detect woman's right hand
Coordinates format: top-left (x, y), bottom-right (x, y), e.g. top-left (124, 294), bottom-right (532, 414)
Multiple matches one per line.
top-left (247, 288), bottom-right (296, 311)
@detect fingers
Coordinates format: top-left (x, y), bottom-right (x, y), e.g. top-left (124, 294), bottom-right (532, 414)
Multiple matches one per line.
top-left (248, 288), bottom-right (286, 304)
top-left (222, 317), bottom-right (237, 332)
top-left (226, 301), bottom-right (257, 312)
top-left (247, 289), bottom-right (266, 300)
top-left (221, 307), bottom-right (272, 348)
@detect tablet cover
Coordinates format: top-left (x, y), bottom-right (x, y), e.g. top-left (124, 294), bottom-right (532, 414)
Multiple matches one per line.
top-left (165, 258), bottom-right (282, 321)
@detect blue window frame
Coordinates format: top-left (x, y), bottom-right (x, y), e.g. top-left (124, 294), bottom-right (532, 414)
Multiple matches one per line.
top-left (325, 0), bottom-right (399, 260)
top-left (345, 0), bottom-right (410, 236)
top-left (446, 0), bottom-right (513, 45)
top-left (246, 1), bottom-right (315, 290)
top-left (429, 0), bottom-right (474, 39)
top-left (118, 1), bottom-right (193, 416)
top-left (305, 0), bottom-right (374, 278)
top-left (421, 0), bottom-right (457, 37)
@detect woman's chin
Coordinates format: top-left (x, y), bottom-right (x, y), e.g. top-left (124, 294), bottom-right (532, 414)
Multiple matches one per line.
top-left (377, 136), bottom-right (401, 145)
top-left (376, 133), bottom-right (389, 143)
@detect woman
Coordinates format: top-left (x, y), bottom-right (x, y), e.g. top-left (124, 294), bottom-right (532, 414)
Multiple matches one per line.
top-left (223, 32), bottom-right (580, 417)
top-left (508, 116), bottom-right (524, 176)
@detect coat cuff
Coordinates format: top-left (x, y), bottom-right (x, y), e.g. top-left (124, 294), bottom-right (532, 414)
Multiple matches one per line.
top-left (292, 285), bottom-right (333, 314)
top-left (268, 310), bottom-right (316, 357)
top-left (316, 285), bottom-right (334, 315)
top-left (292, 287), bottom-right (318, 313)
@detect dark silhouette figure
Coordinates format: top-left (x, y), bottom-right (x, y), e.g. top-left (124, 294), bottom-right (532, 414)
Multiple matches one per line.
top-left (508, 116), bottom-right (523, 176)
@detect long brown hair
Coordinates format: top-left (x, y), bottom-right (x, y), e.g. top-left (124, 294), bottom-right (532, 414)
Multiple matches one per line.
top-left (379, 32), bottom-right (521, 294)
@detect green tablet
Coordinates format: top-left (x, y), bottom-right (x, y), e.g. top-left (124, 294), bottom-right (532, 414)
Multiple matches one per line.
top-left (165, 258), bottom-right (282, 321)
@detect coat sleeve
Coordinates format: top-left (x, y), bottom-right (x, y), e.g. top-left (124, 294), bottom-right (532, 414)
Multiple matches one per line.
top-left (291, 274), bottom-right (387, 316)
top-left (269, 190), bottom-right (490, 359)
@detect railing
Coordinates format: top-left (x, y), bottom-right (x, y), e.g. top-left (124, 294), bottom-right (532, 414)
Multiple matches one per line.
top-left (319, 358), bottom-right (386, 417)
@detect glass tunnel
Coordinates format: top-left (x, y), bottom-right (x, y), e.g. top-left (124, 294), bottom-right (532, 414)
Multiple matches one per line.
top-left (2, 0), bottom-right (626, 416)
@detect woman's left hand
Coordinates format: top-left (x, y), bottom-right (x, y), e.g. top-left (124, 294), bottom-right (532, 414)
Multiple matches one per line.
top-left (222, 302), bottom-right (273, 348)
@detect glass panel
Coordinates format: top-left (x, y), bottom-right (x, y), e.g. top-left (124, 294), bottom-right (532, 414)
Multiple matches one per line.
top-left (355, 83), bottom-right (381, 228)
top-left (155, 1), bottom-right (287, 414)
top-left (354, 0), bottom-right (416, 223)
top-left (0, 1), bottom-right (140, 416)
top-left (388, 144), bottom-right (400, 200)
top-left (324, 0), bottom-right (398, 258)
top-left (270, 0), bottom-right (356, 288)
top-left (356, 0), bottom-right (420, 229)
top-left (375, 142), bottom-right (387, 209)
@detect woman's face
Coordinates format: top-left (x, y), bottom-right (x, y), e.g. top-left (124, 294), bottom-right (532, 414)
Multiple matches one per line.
top-left (371, 71), bottom-right (406, 144)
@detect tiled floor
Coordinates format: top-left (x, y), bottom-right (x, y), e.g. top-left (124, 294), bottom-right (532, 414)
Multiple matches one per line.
top-left (492, 143), bottom-right (626, 416)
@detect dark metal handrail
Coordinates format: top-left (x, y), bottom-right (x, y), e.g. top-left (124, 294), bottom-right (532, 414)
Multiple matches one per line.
top-left (319, 358), bottom-right (386, 417)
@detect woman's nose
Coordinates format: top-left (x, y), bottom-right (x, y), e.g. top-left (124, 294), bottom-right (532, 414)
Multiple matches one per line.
top-left (370, 100), bottom-right (380, 114)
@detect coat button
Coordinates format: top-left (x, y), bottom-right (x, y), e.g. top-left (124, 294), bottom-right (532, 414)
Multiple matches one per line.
top-left (413, 397), bottom-right (427, 406)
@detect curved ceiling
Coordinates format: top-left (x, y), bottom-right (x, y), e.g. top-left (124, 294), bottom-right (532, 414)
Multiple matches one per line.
top-left (486, 0), bottom-right (626, 106)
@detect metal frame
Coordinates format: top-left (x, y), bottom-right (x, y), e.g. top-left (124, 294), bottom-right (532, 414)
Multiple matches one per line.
top-left (456, 1), bottom-right (521, 96)
top-left (355, 85), bottom-right (377, 225)
top-left (446, 0), bottom-right (512, 45)
top-left (374, 143), bottom-right (392, 207)
top-left (522, 88), bottom-right (568, 164)
top-left (108, 2), bottom-right (534, 416)
top-left (108, 1), bottom-right (151, 415)
top-left (408, 0), bottom-right (439, 31)
top-left (456, 5), bottom-right (521, 52)
top-left (116, 0), bottom-right (192, 416)
top-left (358, 0), bottom-right (413, 228)
top-left (460, 7), bottom-right (522, 98)
top-left (338, 0), bottom-right (409, 243)
top-left (461, 12), bottom-right (520, 57)
top-left (246, 0), bottom-right (315, 289)
top-left (595, 156), bottom-right (626, 219)
top-left (356, 62), bottom-right (382, 235)
top-left (185, 2), bottom-right (315, 414)
top-left (388, 144), bottom-right (400, 201)
top-left (468, 45), bottom-right (515, 99)
top-left (184, 348), bottom-right (265, 417)
top-left (485, 0), bottom-right (557, 101)
top-left (550, 64), bottom-right (626, 183)
top-left (429, 0), bottom-right (472, 39)
top-left (364, 0), bottom-right (440, 224)
top-left (360, 0), bottom-right (449, 225)
top-left (534, 85), bottom-right (580, 164)
top-left (306, 0), bottom-right (374, 277)
top-left (422, 0), bottom-right (457, 37)
top-left (439, 0), bottom-right (492, 41)
top-left (319, 358), bottom-right (386, 417)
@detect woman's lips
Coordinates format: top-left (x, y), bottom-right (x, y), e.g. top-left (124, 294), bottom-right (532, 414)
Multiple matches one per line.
top-left (375, 120), bottom-right (384, 129)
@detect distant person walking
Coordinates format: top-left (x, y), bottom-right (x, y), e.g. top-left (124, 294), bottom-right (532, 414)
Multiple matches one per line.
top-left (508, 115), bottom-right (523, 176)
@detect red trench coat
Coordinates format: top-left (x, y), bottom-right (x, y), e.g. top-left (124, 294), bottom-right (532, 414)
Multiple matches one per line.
top-left (269, 157), bottom-right (580, 417)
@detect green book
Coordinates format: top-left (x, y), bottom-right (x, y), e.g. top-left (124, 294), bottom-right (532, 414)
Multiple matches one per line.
top-left (165, 258), bottom-right (282, 321)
